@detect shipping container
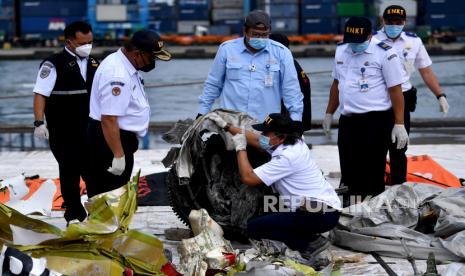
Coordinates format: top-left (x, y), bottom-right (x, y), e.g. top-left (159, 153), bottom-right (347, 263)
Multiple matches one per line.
top-left (424, 0), bottom-right (465, 14)
top-left (208, 25), bottom-right (231, 35)
top-left (301, 17), bottom-right (338, 34)
top-left (425, 13), bottom-right (465, 31)
top-left (336, 2), bottom-right (365, 17)
top-left (148, 4), bottom-right (177, 20)
top-left (21, 1), bottom-right (87, 17)
top-left (212, 8), bottom-right (243, 21)
top-left (272, 18), bottom-right (298, 34)
top-left (177, 20), bottom-right (209, 34)
top-left (126, 4), bottom-right (141, 21)
top-left (0, 6), bottom-right (13, 19)
top-left (96, 4), bottom-right (127, 21)
top-left (301, 0), bottom-right (335, 3)
top-left (0, 19), bottom-right (15, 40)
top-left (179, 0), bottom-right (209, 8)
top-left (148, 19), bottom-right (177, 33)
top-left (212, 19), bottom-right (243, 34)
top-left (301, 3), bottom-right (336, 17)
top-left (376, 0), bottom-right (417, 17)
top-left (212, 0), bottom-right (243, 8)
top-left (21, 16), bottom-right (86, 39)
top-left (257, 0), bottom-right (298, 4)
top-left (258, 4), bottom-right (298, 18)
top-left (179, 8), bottom-right (209, 20)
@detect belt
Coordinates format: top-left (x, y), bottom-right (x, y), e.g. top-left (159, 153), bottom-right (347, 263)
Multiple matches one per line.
top-left (298, 200), bottom-right (338, 213)
top-left (51, 89), bottom-right (87, 95)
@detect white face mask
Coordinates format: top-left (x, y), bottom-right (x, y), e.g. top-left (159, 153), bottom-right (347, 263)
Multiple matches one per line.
top-left (75, 44), bottom-right (92, 57)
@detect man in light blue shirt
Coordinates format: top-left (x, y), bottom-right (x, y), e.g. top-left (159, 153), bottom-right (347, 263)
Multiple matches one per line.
top-left (198, 10), bottom-right (303, 122)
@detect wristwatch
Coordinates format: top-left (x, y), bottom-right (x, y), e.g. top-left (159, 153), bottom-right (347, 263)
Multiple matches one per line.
top-left (34, 120), bottom-right (44, 127)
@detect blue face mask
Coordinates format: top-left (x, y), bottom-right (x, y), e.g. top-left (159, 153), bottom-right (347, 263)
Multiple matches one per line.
top-left (259, 135), bottom-right (273, 151)
top-left (385, 25), bottom-right (404, 38)
top-left (349, 40), bottom-right (370, 53)
top-left (248, 38), bottom-right (267, 50)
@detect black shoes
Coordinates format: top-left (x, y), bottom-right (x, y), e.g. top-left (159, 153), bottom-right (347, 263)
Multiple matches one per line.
top-left (64, 202), bottom-right (87, 226)
top-left (300, 236), bottom-right (331, 260)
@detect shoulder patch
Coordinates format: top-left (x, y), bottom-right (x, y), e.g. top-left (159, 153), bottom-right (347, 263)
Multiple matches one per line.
top-left (405, 32), bottom-right (417, 38)
top-left (39, 66), bottom-right (51, 79)
top-left (387, 53), bottom-right (397, 60)
top-left (42, 61), bottom-right (54, 68)
top-left (377, 42), bottom-right (392, 51)
top-left (110, 81), bottom-right (125, 87)
top-left (112, 86), bottom-right (121, 96)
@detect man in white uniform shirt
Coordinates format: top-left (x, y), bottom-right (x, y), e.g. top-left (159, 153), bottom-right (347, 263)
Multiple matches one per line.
top-left (374, 5), bottom-right (449, 185)
top-left (32, 21), bottom-right (99, 223)
top-left (87, 30), bottom-right (171, 197)
top-left (323, 17), bottom-right (408, 206)
top-left (206, 112), bottom-right (341, 260)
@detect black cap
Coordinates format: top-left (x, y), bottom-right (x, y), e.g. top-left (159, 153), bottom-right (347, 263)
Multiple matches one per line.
top-left (244, 10), bottom-right (271, 30)
top-left (343, 17), bottom-right (372, 43)
top-left (252, 113), bottom-right (297, 134)
top-left (383, 5), bottom-right (407, 20)
top-left (130, 30), bottom-right (171, 61)
top-left (269, 33), bottom-right (289, 48)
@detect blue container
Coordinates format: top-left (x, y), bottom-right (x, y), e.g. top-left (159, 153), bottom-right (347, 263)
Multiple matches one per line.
top-left (257, 4), bottom-right (298, 18)
top-left (0, 6), bottom-right (13, 19)
top-left (148, 20), bottom-right (177, 33)
top-left (21, 16), bottom-right (86, 38)
top-left (126, 4), bottom-right (140, 21)
top-left (425, 14), bottom-right (465, 31)
top-left (301, 2), bottom-right (336, 17)
top-left (257, 0), bottom-right (298, 4)
top-left (213, 19), bottom-right (243, 34)
top-left (179, 0), bottom-right (209, 8)
top-left (148, 4), bottom-right (177, 19)
top-left (21, 1), bottom-right (87, 17)
top-left (179, 7), bottom-right (209, 20)
top-left (272, 18), bottom-right (299, 34)
top-left (300, 17), bottom-right (338, 34)
top-left (211, 8), bottom-right (243, 21)
top-left (301, 0), bottom-right (335, 3)
top-left (424, 0), bottom-right (465, 14)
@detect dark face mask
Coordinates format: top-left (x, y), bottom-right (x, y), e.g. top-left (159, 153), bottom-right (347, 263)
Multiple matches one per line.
top-left (139, 61), bottom-right (155, 72)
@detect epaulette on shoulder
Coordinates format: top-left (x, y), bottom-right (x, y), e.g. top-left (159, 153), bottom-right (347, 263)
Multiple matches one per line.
top-left (270, 39), bottom-right (286, 48)
top-left (372, 30), bottom-right (378, 35)
top-left (405, 32), bottom-right (417, 38)
top-left (337, 41), bottom-right (346, 46)
top-left (377, 42), bottom-right (392, 51)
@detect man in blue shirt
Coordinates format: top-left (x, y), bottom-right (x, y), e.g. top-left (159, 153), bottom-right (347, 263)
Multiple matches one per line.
top-left (197, 10), bottom-right (303, 122)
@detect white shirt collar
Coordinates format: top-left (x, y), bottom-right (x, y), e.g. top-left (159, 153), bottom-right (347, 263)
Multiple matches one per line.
top-left (117, 48), bottom-right (137, 76)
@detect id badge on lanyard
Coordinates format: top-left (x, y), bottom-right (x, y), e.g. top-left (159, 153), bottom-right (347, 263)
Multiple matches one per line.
top-left (359, 67), bottom-right (369, 92)
top-left (265, 64), bottom-right (274, 87)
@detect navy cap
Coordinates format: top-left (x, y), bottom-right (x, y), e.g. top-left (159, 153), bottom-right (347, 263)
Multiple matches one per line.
top-left (131, 30), bottom-right (171, 61)
top-left (244, 10), bottom-right (271, 30)
top-left (252, 113), bottom-right (298, 134)
top-left (343, 17), bottom-right (372, 43)
top-left (383, 5), bottom-right (407, 20)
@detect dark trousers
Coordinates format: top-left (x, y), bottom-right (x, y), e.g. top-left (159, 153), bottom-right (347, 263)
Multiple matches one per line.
top-left (247, 207), bottom-right (340, 252)
top-left (48, 118), bottom-right (88, 218)
top-left (388, 88), bottom-right (416, 184)
top-left (86, 119), bottom-right (139, 198)
top-left (338, 110), bottom-right (394, 199)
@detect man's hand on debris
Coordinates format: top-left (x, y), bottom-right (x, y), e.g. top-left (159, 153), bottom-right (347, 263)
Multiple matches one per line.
top-left (391, 124), bottom-right (409, 149)
top-left (322, 113), bottom-right (333, 135)
top-left (108, 156), bottom-right (126, 176)
top-left (438, 95), bottom-right (449, 114)
top-left (232, 132), bottom-right (247, 152)
top-left (205, 113), bottom-right (227, 129)
top-left (34, 124), bottom-right (49, 139)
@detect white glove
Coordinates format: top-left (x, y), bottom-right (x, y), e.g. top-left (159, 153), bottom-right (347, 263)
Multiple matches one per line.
top-left (34, 124), bottom-right (49, 139)
top-left (232, 133), bottom-right (247, 152)
top-left (322, 113), bottom-right (333, 135)
top-left (107, 156), bottom-right (126, 176)
top-left (438, 96), bottom-right (449, 114)
top-left (205, 113), bottom-right (227, 129)
top-left (391, 124), bottom-right (409, 149)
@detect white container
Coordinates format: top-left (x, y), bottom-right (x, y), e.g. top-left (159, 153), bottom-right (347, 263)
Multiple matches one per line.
top-left (177, 20), bottom-right (210, 34)
top-left (376, 0), bottom-right (417, 17)
top-left (96, 4), bottom-right (127, 21)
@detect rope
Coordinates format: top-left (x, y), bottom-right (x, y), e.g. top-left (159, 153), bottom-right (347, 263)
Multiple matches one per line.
top-left (1, 57), bottom-right (465, 99)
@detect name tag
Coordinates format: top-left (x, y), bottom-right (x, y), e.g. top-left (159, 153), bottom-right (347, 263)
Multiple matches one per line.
top-left (265, 74), bottom-right (273, 87)
top-left (359, 79), bottom-right (369, 92)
